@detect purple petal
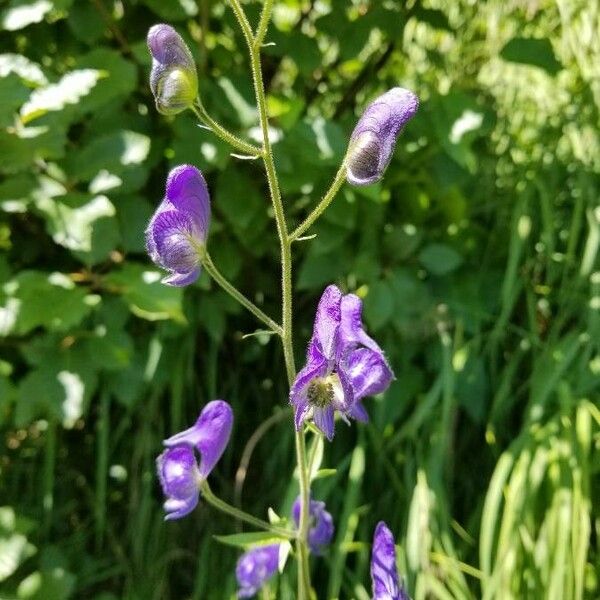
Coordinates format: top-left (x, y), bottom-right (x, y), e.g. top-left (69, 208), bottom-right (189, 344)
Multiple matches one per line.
top-left (312, 285), bottom-right (343, 361)
top-left (347, 87), bottom-right (419, 186)
top-left (164, 400), bottom-right (233, 479)
top-left (339, 293), bottom-right (383, 354)
top-left (165, 165), bottom-right (211, 237)
top-left (156, 446), bottom-right (200, 520)
top-left (147, 24), bottom-right (195, 70)
top-left (347, 399), bottom-right (369, 422)
top-left (313, 406), bottom-right (335, 441)
top-left (291, 497), bottom-right (335, 556)
top-left (236, 545), bottom-right (280, 598)
top-left (290, 350), bottom-right (328, 431)
top-left (162, 267), bottom-right (201, 287)
top-left (346, 347), bottom-right (394, 401)
top-left (151, 210), bottom-right (200, 273)
top-left (371, 522), bottom-right (408, 600)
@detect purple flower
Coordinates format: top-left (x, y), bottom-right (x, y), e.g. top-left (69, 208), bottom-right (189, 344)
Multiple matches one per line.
top-left (147, 24), bottom-right (198, 115)
top-left (290, 285), bottom-right (394, 440)
top-left (371, 522), bottom-right (409, 600)
top-left (292, 496), bottom-right (334, 555)
top-left (236, 544), bottom-right (280, 598)
top-left (156, 400), bottom-right (233, 520)
top-left (346, 87), bottom-right (419, 186)
top-left (145, 164), bottom-right (210, 286)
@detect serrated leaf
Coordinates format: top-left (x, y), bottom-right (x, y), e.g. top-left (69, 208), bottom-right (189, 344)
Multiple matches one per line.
top-left (213, 531), bottom-right (289, 549)
top-left (0, 271), bottom-right (93, 336)
top-left (418, 243), bottom-right (463, 275)
top-left (0, 53), bottom-right (47, 85)
top-left (20, 69), bottom-right (105, 124)
top-left (1, 0), bottom-right (52, 31)
top-left (105, 264), bottom-right (185, 323)
top-left (34, 193), bottom-right (116, 253)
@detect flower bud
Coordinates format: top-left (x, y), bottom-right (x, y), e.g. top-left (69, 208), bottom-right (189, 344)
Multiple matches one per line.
top-left (346, 87), bottom-right (419, 186)
top-left (236, 545), bottom-right (280, 598)
top-left (147, 23), bottom-right (198, 115)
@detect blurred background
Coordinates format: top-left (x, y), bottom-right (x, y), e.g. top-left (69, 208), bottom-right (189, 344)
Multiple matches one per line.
top-left (0, 0), bottom-right (598, 598)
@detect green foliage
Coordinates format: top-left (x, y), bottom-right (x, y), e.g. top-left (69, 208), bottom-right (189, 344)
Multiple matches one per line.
top-left (0, 1), bottom-right (598, 599)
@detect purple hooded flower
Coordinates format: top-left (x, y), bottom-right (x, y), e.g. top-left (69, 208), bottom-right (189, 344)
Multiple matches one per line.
top-left (156, 400), bottom-right (233, 520)
top-left (290, 285), bottom-right (394, 440)
top-left (371, 522), bottom-right (409, 600)
top-left (346, 87), bottom-right (419, 186)
top-left (236, 544), bottom-right (280, 598)
top-left (292, 496), bottom-right (334, 555)
top-left (145, 164), bottom-right (210, 286)
top-left (147, 23), bottom-right (198, 115)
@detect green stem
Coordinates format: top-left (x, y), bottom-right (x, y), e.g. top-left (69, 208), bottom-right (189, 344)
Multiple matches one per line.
top-left (228, 2), bottom-right (313, 596)
top-left (191, 103), bottom-right (262, 156)
top-left (202, 252), bottom-right (282, 336)
top-left (254, 0), bottom-right (275, 48)
top-left (290, 163), bottom-right (347, 242)
top-left (200, 481), bottom-right (296, 539)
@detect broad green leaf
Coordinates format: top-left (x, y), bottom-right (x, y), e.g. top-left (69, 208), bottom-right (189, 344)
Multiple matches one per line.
top-left (500, 37), bottom-right (562, 75)
top-left (0, 53), bottom-right (47, 85)
top-left (418, 243), bottom-right (463, 275)
top-left (20, 69), bottom-right (105, 124)
top-left (17, 568), bottom-right (75, 600)
top-left (0, 73), bottom-right (29, 127)
top-left (364, 280), bottom-right (395, 330)
top-left (141, 0), bottom-right (198, 20)
top-left (1, 0), bottom-right (52, 31)
top-left (0, 271), bottom-right (94, 336)
top-left (105, 264), bottom-right (185, 323)
top-left (34, 193), bottom-right (116, 253)
top-left (213, 531), bottom-right (289, 549)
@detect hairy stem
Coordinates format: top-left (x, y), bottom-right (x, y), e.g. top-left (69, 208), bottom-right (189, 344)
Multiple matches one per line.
top-left (191, 103), bottom-right (262, 156)
top-left (255, 0), bottom-right (275, 48)
top-left (200, 481), bottom-right (296, 539)
top-left (202, 252), bottom-right (282, 336)
top-left (227, 1), bottom-right (313, 596)
top-left (290, 163), bottom-right (347, 241)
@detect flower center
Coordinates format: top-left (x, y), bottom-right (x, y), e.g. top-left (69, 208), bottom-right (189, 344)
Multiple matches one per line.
top-left (307, 374), bottom-right (339, 408)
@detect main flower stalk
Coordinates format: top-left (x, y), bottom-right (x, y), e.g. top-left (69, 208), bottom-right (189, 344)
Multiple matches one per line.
top-left (226, 2), bottom-right (313, 595)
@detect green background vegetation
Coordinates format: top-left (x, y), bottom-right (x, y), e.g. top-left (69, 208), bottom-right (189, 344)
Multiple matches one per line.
top-left (0, 0), bottom-right (598, 598)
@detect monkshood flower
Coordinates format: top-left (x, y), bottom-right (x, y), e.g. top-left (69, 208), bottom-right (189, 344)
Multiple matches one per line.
top-left (290, 285), bottom-right (394, 440)
top-left (346, 87), bottom-right (419, 186)
top-left (292, 496), bottom-right (334, 555)
top-left (147, 23), bottom-right (198, 115)
top-left (156, 400), bottom-right (233, 520)
top-left (371, 522), bottom-right (409, 600)
top-left (145, 164), bottom-right (210, 286)
top-left (236, 544), bottom-right (280, 598)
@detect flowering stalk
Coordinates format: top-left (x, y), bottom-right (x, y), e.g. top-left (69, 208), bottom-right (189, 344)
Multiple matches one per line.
top-left (225, 1), bottom-right (312, 595)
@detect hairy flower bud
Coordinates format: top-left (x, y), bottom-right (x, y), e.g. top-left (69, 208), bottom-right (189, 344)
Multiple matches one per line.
top-left (147, 23), bottom-right (198, 115)
top-left (145, 164), bottom-right (210, 286)
top-left (346, 87), bottom-right (419, 186)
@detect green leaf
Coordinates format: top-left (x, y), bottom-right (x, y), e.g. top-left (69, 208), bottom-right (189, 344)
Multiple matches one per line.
top-left (34, 193), bottom-right (117, 257)
top-left (141, 0), bottom-right (198, 20)
top-left (500, 37), bottom-right (562, 75)
top-left (213, 531), bottom-right (288, 549)
top-left (0, 0), bottom-right (52, 31)
top-left (0, 74), bottom-right (30, 127)
top-left (364, 280), bottom-right (395, 330)
top-left (20, 69), bottom-right (105, 124)
top-left (105, 263), bottom-right (185, 323)
top-left (0, 53), bottom-right (47, 85)
top-left (17, 568), bottom-right (75, 600)
top-left (67, 1), bottom-right (105, 44)
top-left (0, 271), bottom-right (94, 336)
top-left (66, 130), bottom-right (150, 182)
top-left (418, 243), bottom-right (463, 275)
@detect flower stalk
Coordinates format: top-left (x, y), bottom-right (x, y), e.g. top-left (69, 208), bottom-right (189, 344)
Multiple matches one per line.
top-left (200, 481), bottom-right (296, 539)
